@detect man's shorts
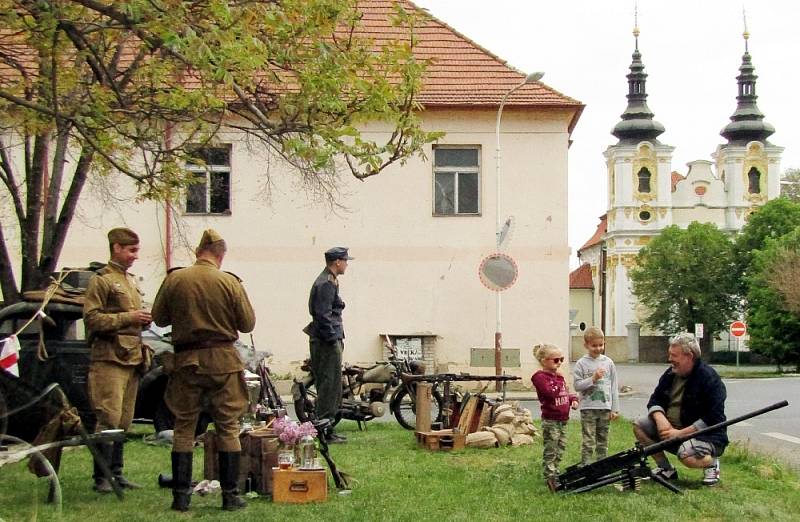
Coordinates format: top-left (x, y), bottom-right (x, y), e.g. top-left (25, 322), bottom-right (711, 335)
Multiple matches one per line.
top-left (634, 415), bottom-right (719, 459)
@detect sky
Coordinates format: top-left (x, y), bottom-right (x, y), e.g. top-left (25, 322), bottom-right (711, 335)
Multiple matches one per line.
top-left (413, 0), bottom-right (800, 268)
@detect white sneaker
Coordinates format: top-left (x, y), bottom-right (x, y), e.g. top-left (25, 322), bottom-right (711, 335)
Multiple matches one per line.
top-left (702, 459), bottom-right (720, 486)
top-left (652, 466), bottom-right (678, 481)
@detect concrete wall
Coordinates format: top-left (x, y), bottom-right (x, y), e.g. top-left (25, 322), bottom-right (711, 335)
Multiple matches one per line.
top-left (571, 335), bottom-right (670, 363)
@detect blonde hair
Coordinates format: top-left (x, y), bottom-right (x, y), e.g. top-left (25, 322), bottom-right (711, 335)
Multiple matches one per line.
top-left (584, 326), bottom-right (605, 343)
top-left (532, 343), bottom-right (562, 363)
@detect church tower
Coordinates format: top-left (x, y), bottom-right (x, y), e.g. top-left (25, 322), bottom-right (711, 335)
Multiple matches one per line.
top-left (601, 21), bottom-right (674, 335)
top-left (714, 23), bottom-right (783, 230)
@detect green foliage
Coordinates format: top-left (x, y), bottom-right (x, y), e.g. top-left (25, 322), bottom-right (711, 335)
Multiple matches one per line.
top-left (745, 228), bottom-right (800, 370)
top-left (0, 0), bottom-right (441, 300)
top-left (629, 222), bottom-right (739, 338)
top-left (1, 423), bottom-right (799, 521)
top-left (781, 168), bottom-right (800, 202)
top-left (734, 198), bottom-right (800, 284)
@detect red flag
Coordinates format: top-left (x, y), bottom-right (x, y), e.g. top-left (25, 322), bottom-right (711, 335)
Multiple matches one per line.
top-left (0, 335), bottom-right (20, 377)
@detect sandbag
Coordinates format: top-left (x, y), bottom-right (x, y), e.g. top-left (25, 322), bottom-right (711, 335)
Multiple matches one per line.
top-left (485, 423), bottom-right (513, 446)
top-left (511, 434), bottom-right (535, 446)
top-left (494, 409), bottom-right (515, 424)
top-left (466, 431), bottom-right (498, 449)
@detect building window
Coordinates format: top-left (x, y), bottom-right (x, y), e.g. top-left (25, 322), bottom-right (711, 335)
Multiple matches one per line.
top-left (185, 146), bottom-right (231, 214)
top-left (748, 167), bottom-right (761, 194)
top-left (637, 167), bottom-right (652, 193)
top-left (433, 146), bottom-right (480, 215)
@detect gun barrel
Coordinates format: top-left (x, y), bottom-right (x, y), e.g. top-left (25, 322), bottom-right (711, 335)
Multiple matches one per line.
top-left (645, 400), bottom-right (788, 455)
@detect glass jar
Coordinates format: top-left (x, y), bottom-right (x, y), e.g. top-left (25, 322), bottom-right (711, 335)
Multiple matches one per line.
top-left (278, 447), bottom-right (294, 469)
top-left (298, 434), bottom-right (317, 469)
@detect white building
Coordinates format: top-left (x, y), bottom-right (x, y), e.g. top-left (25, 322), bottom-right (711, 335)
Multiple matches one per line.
top-left (3, 1), bottom-right (583, 379)
top-left (572, 28), bottom-right (781, 340)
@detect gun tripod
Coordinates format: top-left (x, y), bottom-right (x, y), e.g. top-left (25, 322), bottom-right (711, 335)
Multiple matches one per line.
top-left (568, 458), bottom-right (683, 495)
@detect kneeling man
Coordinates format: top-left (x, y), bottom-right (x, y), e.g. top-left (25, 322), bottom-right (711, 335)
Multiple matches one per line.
top-left (633, 333), bottom-right (726, 486)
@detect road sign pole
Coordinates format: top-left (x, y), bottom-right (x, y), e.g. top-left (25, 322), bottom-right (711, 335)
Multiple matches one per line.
top-left (736, 336), bottom-right (740, 368)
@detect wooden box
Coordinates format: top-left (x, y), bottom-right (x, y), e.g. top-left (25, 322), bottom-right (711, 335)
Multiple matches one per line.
top-left (204, 429), bottom-right (280, 495)
top-left (415, 429), bottom-right (466, 451)
top-left (271, 468), bottom-right (328, 504)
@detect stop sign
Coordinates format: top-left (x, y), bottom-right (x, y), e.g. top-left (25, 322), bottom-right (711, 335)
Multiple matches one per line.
top-left (730, 321), bottom-right (747, 337)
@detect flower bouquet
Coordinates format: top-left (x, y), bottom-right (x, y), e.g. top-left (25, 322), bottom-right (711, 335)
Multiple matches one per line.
top-left (272, 417), bottom-right (318, 469)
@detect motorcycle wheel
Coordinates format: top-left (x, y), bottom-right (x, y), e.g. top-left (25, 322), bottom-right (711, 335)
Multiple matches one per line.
top-left (390, 387), bottom-right (443, 430)
top-left (293, 389), bottom-right (340, 428)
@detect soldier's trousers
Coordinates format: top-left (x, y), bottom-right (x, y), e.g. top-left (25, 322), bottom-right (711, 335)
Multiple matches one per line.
top-left (309, 338), bottom-right (343, 424)
top-left (87, 361), bottom-right (139, 432)
top-left (166, 367), bottom-right (247, 453)
top-left (541, 419), bottom-right (568, 480)
top-left (580, 409), bottom-right (611, 465)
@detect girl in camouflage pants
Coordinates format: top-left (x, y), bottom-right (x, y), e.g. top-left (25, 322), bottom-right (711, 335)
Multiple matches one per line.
top-left (531, 344), bottom-right (579, 485)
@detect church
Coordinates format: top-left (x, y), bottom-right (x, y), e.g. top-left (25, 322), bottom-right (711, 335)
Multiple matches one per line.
top-left (571, 24), bottom-right (782, 349)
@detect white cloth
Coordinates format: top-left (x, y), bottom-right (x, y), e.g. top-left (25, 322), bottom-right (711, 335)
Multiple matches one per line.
top-left (0, 335), bottom-right (20, 377)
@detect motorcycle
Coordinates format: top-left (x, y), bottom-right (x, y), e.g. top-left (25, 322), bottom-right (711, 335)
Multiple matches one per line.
top-left (292, 336), bottom-right (444, 430)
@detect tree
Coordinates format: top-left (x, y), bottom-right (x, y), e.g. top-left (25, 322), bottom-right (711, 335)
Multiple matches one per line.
top-left (733, 197), bottom-right (800, 287)
top-left (0, 0), bottom-right (439, 302)
top-left (746, 229), bottom-right (800, 371)
top-left (780, 168), bottom-right (800, 202)
top-left (629, 222), bottom-right (739, 344)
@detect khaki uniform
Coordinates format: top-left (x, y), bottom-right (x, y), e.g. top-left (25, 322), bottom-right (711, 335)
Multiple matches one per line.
top-left (83, 262), bottom-right (145, 432)
top-left (151, 258), bottom-right (256, 452)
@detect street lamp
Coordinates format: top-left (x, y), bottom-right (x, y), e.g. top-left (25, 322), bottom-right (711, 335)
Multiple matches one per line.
top-left (493, 71), bottom-right (544, 388)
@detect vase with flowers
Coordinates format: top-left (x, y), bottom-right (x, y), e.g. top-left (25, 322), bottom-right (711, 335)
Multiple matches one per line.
top-left (272, 417), bottom-right (317, 469)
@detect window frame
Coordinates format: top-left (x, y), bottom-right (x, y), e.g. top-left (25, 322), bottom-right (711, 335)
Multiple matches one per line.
top-left (184, 145), bottom-right (232, 216)
top-left (432, 145), bottom-right (481, 217)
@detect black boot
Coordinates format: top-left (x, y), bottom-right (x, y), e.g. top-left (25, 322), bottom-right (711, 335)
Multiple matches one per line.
top-left (170, 452), bottom-right (193, 512)
top-left (218, 451), bottom-right (246, 511)
top-left (92, 442), bottom-right (114, 493)
top-left (112, 441), bottom-right (142, 489)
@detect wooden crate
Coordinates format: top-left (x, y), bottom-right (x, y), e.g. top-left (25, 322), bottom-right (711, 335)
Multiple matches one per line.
top-left (415, 429), bottom-right (466, 451)
top-left (204, 429), bottom-right (280, 495)
top-left (272, 468), bottom-right (328, 504)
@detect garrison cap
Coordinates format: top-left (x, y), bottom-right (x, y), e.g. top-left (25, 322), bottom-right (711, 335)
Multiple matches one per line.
top-left (324, 247), bottom-right (353, 262)
top-left (107, 227), bottom-right (139, 246)
top-left (197, 228), bottom-right (224, 249)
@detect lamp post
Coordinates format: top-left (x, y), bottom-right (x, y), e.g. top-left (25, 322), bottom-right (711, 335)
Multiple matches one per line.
top-left (494, 71), bottom-right (544, 388)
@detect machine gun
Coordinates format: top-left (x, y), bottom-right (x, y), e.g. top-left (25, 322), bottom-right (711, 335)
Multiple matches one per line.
top-left (553, 400), bottom-right (789, 494)
top-left (400, 372), bottom-right (521, 428)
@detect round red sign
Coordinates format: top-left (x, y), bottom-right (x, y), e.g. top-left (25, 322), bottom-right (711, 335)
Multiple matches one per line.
top-left (730, 321), bottom-right (747, 337)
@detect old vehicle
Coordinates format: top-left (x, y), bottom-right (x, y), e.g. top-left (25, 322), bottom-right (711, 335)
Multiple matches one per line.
top-left (0, 269), bottom-right (265, 441)
top-left (292, 337), bottom-right (444, 430)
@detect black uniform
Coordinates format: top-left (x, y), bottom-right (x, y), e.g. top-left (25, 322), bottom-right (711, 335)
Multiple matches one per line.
top-left (304, 267), bottom-right (345, 424)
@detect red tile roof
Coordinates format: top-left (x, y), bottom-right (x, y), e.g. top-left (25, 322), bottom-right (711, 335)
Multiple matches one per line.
top-left (671, 171), bottom-right (685, 192)
top-left (1, 1), bottom-right (584, 131)
top-left (360, 1), bottom-right (584, 129)
top-left (578, 214), bottom-right (607, 253)
top-left (569, 263), bottom-right (594, 289)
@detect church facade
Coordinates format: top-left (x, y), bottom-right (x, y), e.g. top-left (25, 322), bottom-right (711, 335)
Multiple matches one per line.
top-left (573, 27), bottom-right (782, 339)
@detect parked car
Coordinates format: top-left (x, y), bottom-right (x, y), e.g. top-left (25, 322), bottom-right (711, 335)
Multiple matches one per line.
top-left (0, 277), bottom-right (264, 442)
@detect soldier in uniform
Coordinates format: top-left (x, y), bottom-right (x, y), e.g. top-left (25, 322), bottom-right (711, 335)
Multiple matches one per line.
top-left (303, 246), bottom-right (353, 443)
top-left (151, 229), bottom-right (255, 512)
top-left (84, 227), bottom-right (151, 493)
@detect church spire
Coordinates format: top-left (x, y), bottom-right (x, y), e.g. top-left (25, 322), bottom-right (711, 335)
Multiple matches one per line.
top-left (720, 13), bottom-right (775, 144)
top-left (612, 8), bottom-right (665, 144)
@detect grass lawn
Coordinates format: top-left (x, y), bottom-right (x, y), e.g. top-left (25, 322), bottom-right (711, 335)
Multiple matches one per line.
top-left (1, 419), bottom-right (798, 522)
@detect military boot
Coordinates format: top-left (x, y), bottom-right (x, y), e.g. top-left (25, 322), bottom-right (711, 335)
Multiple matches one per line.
top-left (112, 441), bottom-right (142, 489)
top-left (218, 451), bottom-right (246, 511)
top-left (92, 442), bottom-right (114, 493)
top-left (170, 452), bottom-right (193, 512)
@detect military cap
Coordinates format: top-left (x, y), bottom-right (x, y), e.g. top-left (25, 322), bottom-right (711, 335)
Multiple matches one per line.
top-left (197, 228), bottom-right (224, 249)
top-left (324, 246), bottom-right (354, 262)
top-left (107, 227), bottom-right (139, 246)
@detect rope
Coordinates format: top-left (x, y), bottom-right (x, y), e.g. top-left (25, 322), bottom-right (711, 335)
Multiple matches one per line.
top-left (8, 271), bottom-right (77, 362)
